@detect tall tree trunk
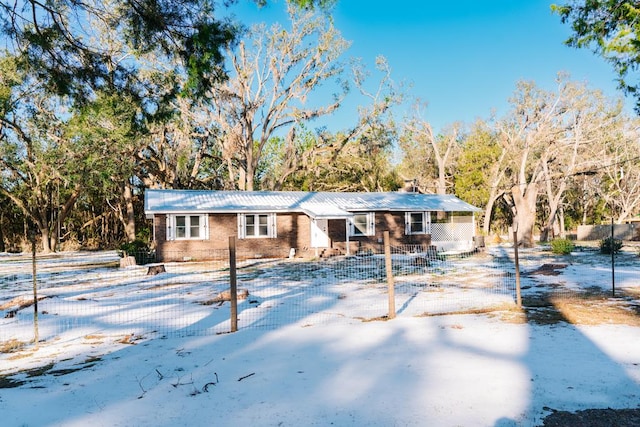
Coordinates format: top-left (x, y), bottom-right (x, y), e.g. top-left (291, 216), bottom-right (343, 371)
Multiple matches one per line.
top-left (0, 212), bottom-right (5, 252)
top-left (482, 195), bottom-right (499, 235)
top-left (29, 207), bottom-right (53, 253)
top-left (38, 222), bottom-right (52, 253)
top-left (558, 205), bottom-right (566, 238)
top-left (510, 183), bottom-right (539, 247)
top-left (51, 183), bottom-right (82, 252)
top-left (49, 231), bottom-right (57, 252)
top-left (540, 191), bottom-right (564, 242)
top-left (581, 184), bottom-right (589, 225)
top-left (237, 168), bottom-right (246, 191)
top-left (123, 181), bottom-right (136, 242)
top-left (437, 163), bottom-right (447, 195)
top-left (482, 149), bottom-right (508, 236)
top-left (246, 164), bottom-right (255, 191)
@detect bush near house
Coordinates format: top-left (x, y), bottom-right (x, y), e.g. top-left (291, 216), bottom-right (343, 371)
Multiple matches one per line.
top-left (118, 240), bottom-right (155, 265)
top-left (551, 238), bottom-right (574, 255)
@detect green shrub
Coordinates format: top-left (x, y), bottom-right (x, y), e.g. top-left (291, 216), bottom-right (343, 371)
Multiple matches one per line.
top-left (119, 239), bottom-right (149, 256)
top-left (118, 239), bottom-right (155, 265)
top-left (600, 237), bottom-right (623, 254)
top-left (550, 238), bottom-right (574, 255)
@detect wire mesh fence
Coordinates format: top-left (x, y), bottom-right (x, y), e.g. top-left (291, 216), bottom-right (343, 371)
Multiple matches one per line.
top-left (0, 244), bottom-right (525, 349)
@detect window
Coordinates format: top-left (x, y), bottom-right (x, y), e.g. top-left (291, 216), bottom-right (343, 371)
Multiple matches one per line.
top-left (405, 212), bottom-right (431, 235)
top-left (166, 214), bottom-right (208, 240)
top-left (238, 213), bottom-right (277, 238)
top-left (175, 215), bottom-right (187, 238)
top-left (349, 212), bottom-right (375, 236)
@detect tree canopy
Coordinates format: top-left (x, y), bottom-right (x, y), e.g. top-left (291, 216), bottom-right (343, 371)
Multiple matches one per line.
top-left (0, 0), bottom-right (333, 104)
top-left (553, 1), bottom-right (640, 112)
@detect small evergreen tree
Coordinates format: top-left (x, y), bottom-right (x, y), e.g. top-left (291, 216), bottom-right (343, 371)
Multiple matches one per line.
top-left (600, 237), bottom-right (623, 254)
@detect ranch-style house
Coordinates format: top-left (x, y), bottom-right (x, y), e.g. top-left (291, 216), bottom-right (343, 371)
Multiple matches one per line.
top-left (144, 189), bottom-right (482, 261)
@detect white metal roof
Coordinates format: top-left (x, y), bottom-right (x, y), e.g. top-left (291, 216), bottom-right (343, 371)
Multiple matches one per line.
top-left (144, 189), bottom-right (482, 219)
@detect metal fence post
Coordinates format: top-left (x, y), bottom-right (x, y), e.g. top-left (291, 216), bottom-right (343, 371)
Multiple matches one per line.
top-left (31, 234), bottom-right (39, 347)
top-left (229, 236), bottom-right (238, 332)
top-left (611, 217), bottom-right (615, 297)
top-left (384, 231), bottom-right (396, 319)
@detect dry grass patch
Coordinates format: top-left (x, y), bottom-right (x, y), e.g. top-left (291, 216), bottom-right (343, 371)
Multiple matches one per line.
top-left (552, 296), bottom-right (640, 326)
top-left (624, 288), bottom-right (640, 298)
top-left (0, 296), bottom-right (35, 312)
top-left (494, 309), bottom-right (528, 324)
top-left (0, 338), bottom-right (28, 353)
top-left (1, 295), bottom-right (50, 318)
top-left (408, 294), bottom-right (640, 327)
top-left (84, 334), bottom-right (105, 345)
top-left (356, 315), bottom-right (393, 322)
top-left (417, 303), bottom-right (524, 320)
top-left (523, 290), bottom-right (640, 326)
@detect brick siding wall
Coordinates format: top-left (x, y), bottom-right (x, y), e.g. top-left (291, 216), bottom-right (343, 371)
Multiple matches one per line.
top-left (154, 213), bottom-right (314, 261)
top-left (154, 211), bottom-right (432, 261)
top-left (328, 212), bottom-right (431, 253)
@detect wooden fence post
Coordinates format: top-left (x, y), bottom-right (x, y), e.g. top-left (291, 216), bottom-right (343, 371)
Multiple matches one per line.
top-left (513, 229), bottom-right (522, 308)
top-left (229, 236), bottom-right (238, 332)
top-left (384, 231), bottom-right (396, 319)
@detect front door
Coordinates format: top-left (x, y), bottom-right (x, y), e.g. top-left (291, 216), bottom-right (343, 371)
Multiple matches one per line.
top-left (311, 218), bottom-right (330, 248)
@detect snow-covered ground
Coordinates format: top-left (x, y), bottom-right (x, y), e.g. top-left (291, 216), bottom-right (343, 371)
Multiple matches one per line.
top-left (1, 246), bottom-right (640, 426)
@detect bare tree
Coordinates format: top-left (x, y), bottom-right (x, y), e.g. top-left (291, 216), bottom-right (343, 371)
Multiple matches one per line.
top-left (140, 94), bottom-right (223, 190)
top-left (494, 75), bottom-right (632, 246)
top-left (260, 55), bottom-right (403, 191)
top-left (598, 118), bottom-right (640, 223)
top-left (496, 79), bottom-right (566, 247)
top-left (400, 103), bottom-right (460, 195)
top-left (206, 6), bottom-right (350, 190)
top-left (538, 84), bottom-right (620, 241)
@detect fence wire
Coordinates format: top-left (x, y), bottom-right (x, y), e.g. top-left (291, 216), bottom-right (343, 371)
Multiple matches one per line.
top-left (0, 246), bottom-right (525, 348)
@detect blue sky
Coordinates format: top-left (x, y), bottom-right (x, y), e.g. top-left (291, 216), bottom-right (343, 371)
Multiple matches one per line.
top-left (229, 0), bottom-right (633, 134)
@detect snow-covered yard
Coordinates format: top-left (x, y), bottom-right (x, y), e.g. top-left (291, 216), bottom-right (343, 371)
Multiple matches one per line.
top-left (1, 245), bottom-right (640, 426)
top-left (1, 248), bottom-right (518, 346)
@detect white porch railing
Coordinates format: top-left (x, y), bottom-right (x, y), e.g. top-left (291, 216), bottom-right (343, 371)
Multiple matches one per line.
top-left (431, 222), bottom-right (475, 252)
